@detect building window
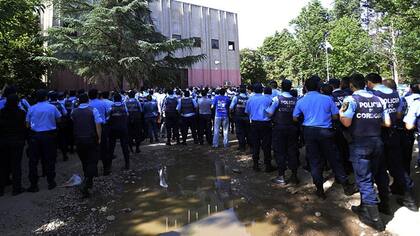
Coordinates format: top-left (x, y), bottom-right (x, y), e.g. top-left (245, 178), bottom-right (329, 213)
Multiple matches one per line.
top-left (211, 39), bottom-right (219, 49)
top-left (193, 37), bottom-right (201, 47)
top-left (228, 41), bottom-right (235, 51)
top-left (172, 34), bottom-right (182, 40)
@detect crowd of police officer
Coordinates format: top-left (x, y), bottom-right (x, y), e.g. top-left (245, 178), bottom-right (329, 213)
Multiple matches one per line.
top-left (1, 72), bottom-right (420, 231)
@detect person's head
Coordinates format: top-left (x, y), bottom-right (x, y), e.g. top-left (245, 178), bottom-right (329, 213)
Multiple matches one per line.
top-left (239, 85), bottom-right (247, 94)
top-left (69, 90), bottom-right (76, 97)
top-left (247, 84), bottom-right (253, 93)
top-left (253, 83), bottom-right (263, 94)
top-left (184, 90), bottom-right (190, 97)
top-left (366, 73), bottom-right (382, 89)
top-left (3, 85), bottom-right (17, 98)
top-left (383, 79), bottom-right (397, 90)
top-left (340, 77), bottom-right (350, 90)
top-left (328, 78), bottom-right (340, 89)
top-left (101, 91), bottom-right (110, 100)
top-left (146, 95), bottom-right (152, 101)
top-left (58, 92), bottom-right (65, 100)
top-left (219, 88), bottom-right (226, 96)
top-left (264, 86), bottom-right (272, 95)
top-left (269, 80), bottom-right (278, 89)
top-left (349, 73), bottom-right (366, 91)
top-left (5, 94), bottom-right (19, 110)
top-left (290, 89), bottom-right (298, 98)
top-left (410, 83), bottom-right (420, 94)
top-left (281, 79), bottom-right (292, 92)
top-left (304, 75), bottom-right (321, 92)
top-left (113, 93), bottom-right (122, 102)
top-left (128, 90), bottom-right (136, 98)
top-left (88, 89), bottom-right (98, 100)
top-left (36, 89), bottom-right (48, 102)
top-left (320, 83), bottom-right (333, 96)
top-left (166, 88), bottom-right (174, 95)
top-left (48, 91), bottom-right (59, 101)
top-left (77, 89), bottom-right (85, 95)
top-left (78, 93), bottom-right (89, 104)
top-left (201, 89), bottom-right (208, 97)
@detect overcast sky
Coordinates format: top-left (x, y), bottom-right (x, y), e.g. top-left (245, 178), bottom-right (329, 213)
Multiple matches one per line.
top-left (182, 0), bottom-right (334, 49)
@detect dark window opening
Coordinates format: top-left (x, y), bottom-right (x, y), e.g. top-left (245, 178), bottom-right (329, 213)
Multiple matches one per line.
top-left (193, 37), bottom-right (201, 47)
top-left (228, 41), bottom-right (235, 51)
top-left (172, 34), bottom-right (182, 40)
top-left (211, 39), bottom-right (219, 49)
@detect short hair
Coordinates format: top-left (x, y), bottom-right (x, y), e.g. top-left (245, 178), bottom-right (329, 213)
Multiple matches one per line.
top-left (101, 91), bottom-right (110, 99)
top-left (341, 77), bottom-right (350, 89)
top-left (69, 90), bottom-right (76, 97)
top-left (366, 73), bottom-right (382, 84)
top-left (48, 91), bottom-right (58, 101)
top-left (239, 85), bottom-right (247, 94)
top-left (253, 83), bottom-right (263, 93)
top-left (36, 89), bottom-right (48, 102)
top-left (78, 93), bottom-right (89, 104)
top-left (264, 86), bottom-right (272, 95)
top-left (128, 90), bottom-right (136, 98)
top-left (77, 89), bottom-right (85, 95)
top-left (166, 88), bottom-right (174, 95)
top-left (269, 80), bottom-right (278, 88)
top-left (290, 89), bottom-right (298, 98)
top-left (201, 90), bottom-right (208, 96)
top-left (383, 79), bottom-right (397, 90)
top-left (88, 89), bottom-right (98, 100)
top-left (321, 83), bottom-right (333, 96)
top-left (184, 90), bottom-right (190, 97)
top-left (349, 73), bottom-right (366, 90)
top-left (281, 79), bottom-right (292, 92)
top-left (3, 85), bottom-right (17, 97)
top-left (113, 93), bottom-right (122, 102)
top-left (410, 84), bottom-right (420, 94)
top-left (146, 95), bottom-right (152, 101)
top-left (328, 79), bottom-right (340, 89)
top-left (305, 75), bottom-right (321, 91)
top-left (219, 88), bottom-right (226, 95)
top-left (5, 94), bottom-right (19, 109)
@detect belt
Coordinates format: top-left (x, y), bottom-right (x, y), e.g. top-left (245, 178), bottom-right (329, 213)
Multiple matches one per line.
top-left (30, 130), bottom-right (56, 135)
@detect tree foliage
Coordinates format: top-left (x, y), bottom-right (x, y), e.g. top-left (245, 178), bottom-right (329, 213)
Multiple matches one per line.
top-left (41, 0), bottom-right (205, 89)
top-left (240, 49), bottom-right (267, 85)
top-left (0, 0), bottom-right (46, 95)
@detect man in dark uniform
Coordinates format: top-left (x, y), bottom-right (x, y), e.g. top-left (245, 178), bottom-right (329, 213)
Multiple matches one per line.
top-left (245, 83), bottom-right (276, 172)
top-left (266, 80), bottom-right (299, 185)
top-left (293, 76), bottom-right (356, 199)
top-left (126, 90), bottom-right (143, 153)
top-left (230, 85), bottom-right (250, 152)
top-left (49, 91), bottom-right (69, 161)
top-left (366, 73), bottom-right (418, 212)
top-left (163, 89), bottom-right (180, 145)
top-left (340, 74), bottom-right (390, 231)
top-left (26, 89), bottom-right (62, 192)
top-left (143, 95), bottom-right (160, 143)
top-left (64, 90), bottom-right (77, 153)
top-left (177, 90), bottom-right (198, 145)
top-left (71, 93), bottom-right (102, 197)
top-left (108, 93), bottom-right (130, 170)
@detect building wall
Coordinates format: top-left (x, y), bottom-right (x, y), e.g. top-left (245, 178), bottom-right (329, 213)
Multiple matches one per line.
top-left (149, 0), bottom-right (241, 87)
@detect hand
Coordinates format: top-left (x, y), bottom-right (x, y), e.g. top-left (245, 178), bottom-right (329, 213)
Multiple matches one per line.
top-left (98, 138), bottom-right (101, 144)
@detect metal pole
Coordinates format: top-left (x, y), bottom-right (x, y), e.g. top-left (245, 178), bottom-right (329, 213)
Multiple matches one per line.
top-left (325, 42), bottom-right (330, 81)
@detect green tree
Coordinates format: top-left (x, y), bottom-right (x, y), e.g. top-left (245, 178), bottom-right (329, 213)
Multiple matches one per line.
top-left (0, 0), bottom-right (46, 95)
top-left (333, 0), bottom-right (362, 19)
top-left (240, 49), bottom-right (267, 85)
top-left (41, 0), bottom-right (205, 89)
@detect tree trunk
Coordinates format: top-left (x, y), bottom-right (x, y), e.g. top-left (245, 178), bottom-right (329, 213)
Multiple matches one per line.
top-left (390, 23), bottom-right (399, 84)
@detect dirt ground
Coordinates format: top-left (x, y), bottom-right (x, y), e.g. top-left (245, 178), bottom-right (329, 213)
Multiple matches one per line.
top-left (0, 136), bottom-right (419, 236)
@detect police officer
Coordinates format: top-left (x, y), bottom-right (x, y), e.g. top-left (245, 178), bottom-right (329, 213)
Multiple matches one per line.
top-left (26, 89), bottom-right (62, 192)
top-left (108, 93), bottom-right (130, 170)
top-left (0, 85), bottom-right (31, 112)
top-left (197, 89), bottom-right (213, 145)
top-left (293, 76), bottom-right (356, 199)
top-left (162, 89), bottom-right (180, 145)
top-left (126, 90), bottom-right (143, 153)
top-left (404, 97), bottom-right (420, 170)
top-left (71, 93), bottom-right (102, 197)
top-left (266, 80), bottom-right (299, 185)
top-left (177, 90), bottom-right (198, 145)
top-left (366, 73), bottom-right (418, 212)
top-left (339, 74), bottom-right (390, 231)
top-left (49, 91), bottom-right (69, 161)
top-left (230, 85), bottom-right (250, 152)
top-left (143, 94), bottom-right (160, 143)
top-left (64, 90), bottom-right (77, 153)
top-left (212, 88), bottom-right (230, 148)
top-left (245, 83), bottom-right (275, 173)
top-left (0, 94), bottom-right (27, 196)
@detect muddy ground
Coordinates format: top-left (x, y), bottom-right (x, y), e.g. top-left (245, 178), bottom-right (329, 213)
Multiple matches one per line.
top-left (0, 137), bottom-right (419, 236)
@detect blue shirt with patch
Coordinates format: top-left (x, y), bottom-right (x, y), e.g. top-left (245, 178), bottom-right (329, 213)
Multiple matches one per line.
top-left (26, 101), bottom-right (62, 132)
top-left (245, 93), bottom-right (271, 121)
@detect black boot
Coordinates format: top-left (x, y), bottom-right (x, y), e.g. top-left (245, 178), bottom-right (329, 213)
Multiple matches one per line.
top-left (351, 204), bottom-right (385, 232)
top-left (265, 164), bottom-right (277, 173)
top-left (289, 172), bottom-right (300, 185)
top-left (397, 190), bottom-right (419, 212)
top-left (378, 195), bottom-right (392, 215)
top-left (253, 162), bottom-right (261, 172)
top-left (342, 182), bottom-right (358, 196)
top-left (315, 185), bottom-right (326, 200)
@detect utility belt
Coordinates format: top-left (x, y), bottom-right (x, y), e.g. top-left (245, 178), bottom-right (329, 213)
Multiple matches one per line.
top-left (251, 120), bottom-right (271, 125)
top-left (30, 130), bottom-right (57, 135)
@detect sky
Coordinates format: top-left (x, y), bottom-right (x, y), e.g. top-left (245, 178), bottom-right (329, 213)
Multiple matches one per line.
top-left (182, 0), bottom-right (334, 49)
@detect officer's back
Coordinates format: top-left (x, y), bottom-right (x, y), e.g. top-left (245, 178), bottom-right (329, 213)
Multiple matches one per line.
top-left (108, 94), bottom-right (128, 131)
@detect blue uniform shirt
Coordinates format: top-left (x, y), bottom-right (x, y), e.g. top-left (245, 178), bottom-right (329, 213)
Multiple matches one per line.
top-left (89, 99), bottom-right (108, 124)
top-left (75, 103), bottom-right (103, 124)
top-left (266, 92), bottom-right (293, 115)
top-left (0, 97), bottom-right (31, 111)
top-left (341, 90), bottom-right (389, 121)
top-left (229, 93), bottom-right (248, 110)
top-left (293, 91), bottom-right (339, 128)
top-left (403, 99), bottom-right (420, 126)
top-left (245, 93), bottom-right (271, 121)
top-left (26, 101), bottom-right (62, 132)
top-left (371, 84), bottom-right (403, 113)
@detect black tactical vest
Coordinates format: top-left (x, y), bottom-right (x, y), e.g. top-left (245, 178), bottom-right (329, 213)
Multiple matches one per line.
top-left (71, 107), bottom-right (97, 143)
top-left (350, 95), bottom-right (383, 137)
top-left (164, 97), bottom-right (178, 117)
top-left (126, 100), bottom-right (142, 124)
top-left (332, 89), bottom-right (350, 109)
top-left (234, 95), bottom-right (248, 118)
top-left (372, 90), bottom-right (400, 125)
top-left (109, 104), bottom-right (128, 130)
top-left (180, 98), bottom-right (195, 116)
top-left (272, 95), bottom-right (297, 127)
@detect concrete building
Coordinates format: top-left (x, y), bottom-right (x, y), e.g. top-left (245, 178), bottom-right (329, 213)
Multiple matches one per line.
top-left (41, 0), bottom-right (240, 89)
top-left (149, 0), bottom-right (241, 87)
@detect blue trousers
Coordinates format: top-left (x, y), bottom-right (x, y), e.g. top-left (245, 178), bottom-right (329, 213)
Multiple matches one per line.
top-left (349, 137), bottom-right (388, 205)
top-left (303, 127), bottom-right (347, 187)
top-left (272, 126), bottom-right (299, 176)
